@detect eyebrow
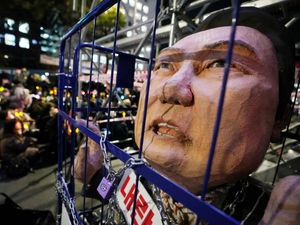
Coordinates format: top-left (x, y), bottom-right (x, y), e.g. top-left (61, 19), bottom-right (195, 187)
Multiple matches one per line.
top-left (156, 41), bottom-right (260, 67)
top-left (159, 47), bottom-right (183, 55)
top-left (203, 40), bottom-right (258, 58)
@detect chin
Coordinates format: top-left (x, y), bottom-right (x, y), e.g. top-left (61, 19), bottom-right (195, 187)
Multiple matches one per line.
top-left (146, 156), bottom-right (252, 195)
top-left (145, 158), bottom-right (202, 194)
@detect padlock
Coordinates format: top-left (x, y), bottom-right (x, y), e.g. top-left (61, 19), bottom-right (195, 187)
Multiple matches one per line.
top-left (97, 176), bottom-right (115, 200)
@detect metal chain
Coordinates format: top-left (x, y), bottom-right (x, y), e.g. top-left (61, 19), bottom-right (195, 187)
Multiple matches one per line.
top-left (103, 158), bottom-right (148, 225)
top-left (56, 214), bottom-right (61, 225)
top-left (106, 194), bottom-right (117, 224)
top-left (223, 180), bottom-right (249, 216)
top-left (100, 127), bottom-right (148, 174)
top-left (241, 187), bottom-right (265, 224)
top-left (100, 130), bottom-right (112, 172)
top-left (116, 158), bottom-right (147, 177)
top-left (56, 175), bottom-right (82, 225)
top-left (150, 184), bottom-right (173, 225)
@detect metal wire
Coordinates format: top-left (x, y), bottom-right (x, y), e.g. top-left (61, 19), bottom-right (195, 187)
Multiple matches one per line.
top-left (82, 16), bottom-right (98, 219)
top-left (130, 1), bottom-right (161, 225)
top-left (103, 1), bottom-right (121, 224)
top-left (201, 0), bottom-right (241, 198)
top-left (106, 0), bottom-right (121, 134)
top-left (272, 77), bottom-right (300, 185)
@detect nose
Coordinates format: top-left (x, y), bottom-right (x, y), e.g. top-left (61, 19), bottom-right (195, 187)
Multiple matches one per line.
top-left (159, 62), bottom-right (194, 106)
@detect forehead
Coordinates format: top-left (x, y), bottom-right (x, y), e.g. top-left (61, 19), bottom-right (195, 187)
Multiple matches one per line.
top-left (170, 26), bottom-right (276, 61)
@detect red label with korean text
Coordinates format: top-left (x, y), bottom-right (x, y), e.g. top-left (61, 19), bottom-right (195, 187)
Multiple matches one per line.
top-left (116, 169), bottom-right (163, 225)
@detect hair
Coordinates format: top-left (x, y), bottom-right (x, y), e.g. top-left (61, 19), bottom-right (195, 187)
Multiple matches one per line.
top-left (8, 98), bottom-right (23, 110)
top-left (198, 7), bottom-right (295, 121)
top-left (0, 72), bottom-right (9, 85)
top-left (2, 119), bottom-right (22, 137)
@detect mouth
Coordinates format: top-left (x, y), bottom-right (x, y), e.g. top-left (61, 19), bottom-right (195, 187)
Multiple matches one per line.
top-left (153, 122), bottom-right (179, 138)
top-left (151, 120), bottom-right (191, 142)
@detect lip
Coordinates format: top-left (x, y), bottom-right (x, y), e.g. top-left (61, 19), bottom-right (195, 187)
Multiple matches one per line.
top-left (150, 119), bottom-right (190, 142)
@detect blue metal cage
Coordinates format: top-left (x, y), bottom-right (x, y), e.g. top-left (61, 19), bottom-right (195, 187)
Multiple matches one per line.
top-left (56, 0), bottom-right (251, 224)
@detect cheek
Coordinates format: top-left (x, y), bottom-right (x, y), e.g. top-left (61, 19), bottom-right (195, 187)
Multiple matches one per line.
top-left (134, 76), bottom-right (169, 146)
top-left (189, 77), bottom-right (277, 170)
top-left (226, 77), bottom-right (278, 119)
top-left (137, 75), bottom-right (169, 111)
top-left (218, 79), bottom-right (277, 170)
top-left (134, 87), bottom-right (145, 145)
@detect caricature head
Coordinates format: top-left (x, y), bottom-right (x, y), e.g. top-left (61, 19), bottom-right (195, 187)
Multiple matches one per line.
top-left (135, 7), bottom-right (295, 194)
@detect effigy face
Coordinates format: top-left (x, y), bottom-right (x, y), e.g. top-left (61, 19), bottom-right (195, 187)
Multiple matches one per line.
top-left (135, 26), bottom-right (279, 194)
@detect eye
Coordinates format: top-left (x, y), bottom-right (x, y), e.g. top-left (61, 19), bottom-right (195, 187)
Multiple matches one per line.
top-left (208, 60), bottom-right (226, 68)
top-left (155, 62), bottom-right (173, 71)
top-left (205, 59), bottom-right (250, 75)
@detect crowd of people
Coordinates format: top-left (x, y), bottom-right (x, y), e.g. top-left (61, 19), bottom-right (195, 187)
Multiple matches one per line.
top-left (0, 70), bottom-right (140, 178)
top-left (0, 71), bottom-right (58, 178)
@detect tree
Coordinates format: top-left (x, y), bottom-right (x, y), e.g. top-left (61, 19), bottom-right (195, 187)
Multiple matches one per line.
top-left (0, 0), bottom-right (76, 29)
top-left (85, 4), bottom-right (126, 40)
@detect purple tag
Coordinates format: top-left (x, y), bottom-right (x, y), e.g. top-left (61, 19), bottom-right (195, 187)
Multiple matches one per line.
top-left (97, 177), bottom-right (113, 200)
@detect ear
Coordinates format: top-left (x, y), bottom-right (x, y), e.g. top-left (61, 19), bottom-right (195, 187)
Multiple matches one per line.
top-left (270, 104), bottom-right (292, 143)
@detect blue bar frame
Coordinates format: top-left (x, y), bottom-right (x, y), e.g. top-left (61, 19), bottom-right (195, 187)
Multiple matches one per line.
top-left (58, 110), bottom-right (240, 225)
top-left (57, 0), bottom-right (242, 224)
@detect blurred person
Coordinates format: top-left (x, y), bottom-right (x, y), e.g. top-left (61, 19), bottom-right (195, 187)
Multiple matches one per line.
top-left (36, 102), bottom-right (58, 144)
top-left (7, 98), bottom-right (34, 131)
top-left (13, 68), bottom-right (28, 84)
top-left (0, 110), bottom-right (14, 137)
top-left (0, 119), bottom-right (39, 177)
top-left (0, 83), bottom-right (13, 110)
top-left (0, 72), bottom-right (10, 86)
top-left (46, 104), bottom-right (59, 146)
top-left (0, 110), bottom-right (8, 132)
top-left (13, 86), bottom-right (32, 111)
top-left (6, 86), bottom-right (35, 135)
